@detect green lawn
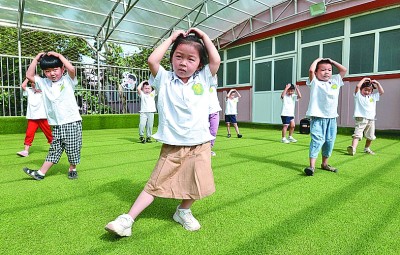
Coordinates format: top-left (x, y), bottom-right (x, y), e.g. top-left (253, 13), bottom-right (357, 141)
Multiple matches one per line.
top-left (1, 127), bottom-right (399, 255)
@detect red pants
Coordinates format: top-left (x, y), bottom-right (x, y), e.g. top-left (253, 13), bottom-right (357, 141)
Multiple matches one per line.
top-left (24, 119), bottom-right (53, 146)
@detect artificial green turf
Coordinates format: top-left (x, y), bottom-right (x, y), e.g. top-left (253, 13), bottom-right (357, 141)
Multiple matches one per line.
top-left (1, 127), bottom-right (399, 255)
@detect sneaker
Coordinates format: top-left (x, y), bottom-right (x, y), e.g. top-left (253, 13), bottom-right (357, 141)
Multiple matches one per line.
top-left (139, 137), bottom-right (146, 143)
top-left (347, 146), bottom-right (355, 156)
top-left (288, 136), bottom-right (297, 143)
top-left (22, 167), bottom-right (44, 180)
top-left (105, 214), bottom-right (134, 237)
top-left (304, 167), bottom-right (315, 176)
top-left (68, 170), bottom-right (78, 179)
top-left (237, 134), bottom-right (243, 138)
top-left (211, 151), bottom-right (216, 157)
top-left (173, 206), bottom-right (201, 231)
top-left (146, 137), bottom-right (152, 143)
top-left (17, 150), bottom-right (29, 157)
top-left (281, 138), bottom-right (290, 144)
top-left (321, 164), bottom-right (338, 173)
top-left (364, 148), bottom-right (375, 155)
top-left (227, 134), bottom-right (231, 138)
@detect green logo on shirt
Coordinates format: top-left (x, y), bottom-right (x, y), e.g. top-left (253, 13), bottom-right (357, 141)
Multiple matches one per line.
top-left (209, 87), bottom-right (214, 93)
top-left (192, 83), bottom-right (204, 95)
top-left (331, 84), bottom-right (338, 89)
top-left (60, 83), bottom-right (65, 91)
top-left (370, 98), bottom-right (374, 102)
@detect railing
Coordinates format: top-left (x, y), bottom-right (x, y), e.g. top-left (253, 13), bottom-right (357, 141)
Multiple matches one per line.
top-left (0, 55), bottom-right (151, 116)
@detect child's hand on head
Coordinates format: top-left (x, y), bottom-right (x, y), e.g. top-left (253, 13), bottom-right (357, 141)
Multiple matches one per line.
top-left (170, 30), bottom-right (185, 42)
top-left (186, 28), bottom-right (204, 38)
top-left (47, 51), bottom-right (60, 58)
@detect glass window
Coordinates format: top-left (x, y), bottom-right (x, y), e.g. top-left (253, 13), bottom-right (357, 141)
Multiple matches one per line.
top-left (218, 51), bottom-right (224, 61)
top-left (378, 29), bottom-right (400, 72)
top-left (254, 62), bottom-right (271, 92)
top-left (226, 44), bottom-right (251, 59)
top-left (239, 59), bottom-right (250, 84)
top-left (301, 21), bottom-right (344, 44)
top-left (255, 38), bottom-right (272, 58)
top-left (226, 62), bottom-right (237, 85)
top-left (217, 67), bottom-right (223, 87)
top-left (323, 41), bottom-right (342, 74)
top-left (274, 58), bottom-right (293, 91)
top-left (349, 34), bottom-right (375, 74)
top-left (301, 45), bottom-right (319, 77)
top-left (351, 7), bottom-right (400, 34)
top-left (275, 33), bottom-right (295, 54)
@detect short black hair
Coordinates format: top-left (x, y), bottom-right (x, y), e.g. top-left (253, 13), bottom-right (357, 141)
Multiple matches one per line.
top-left (361, 80), bottom-right (376, 90)
top-left (39, 54), bottom-right (63, 69)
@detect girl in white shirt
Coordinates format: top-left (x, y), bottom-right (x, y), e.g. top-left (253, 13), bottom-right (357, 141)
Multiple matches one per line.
top-left (105, 27), bottom-right (220, 237)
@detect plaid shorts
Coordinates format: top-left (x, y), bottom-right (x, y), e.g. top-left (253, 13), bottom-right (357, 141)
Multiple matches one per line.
top-left (46, 121), bottom-right (82, 165)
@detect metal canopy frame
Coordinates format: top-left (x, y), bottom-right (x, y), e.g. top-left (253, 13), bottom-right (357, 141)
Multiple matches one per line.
top-left (0, 0), bottom-right (289, 50)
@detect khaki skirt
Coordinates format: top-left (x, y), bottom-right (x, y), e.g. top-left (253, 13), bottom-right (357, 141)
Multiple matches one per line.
top-left (144, 142), bottom-right (215, 200)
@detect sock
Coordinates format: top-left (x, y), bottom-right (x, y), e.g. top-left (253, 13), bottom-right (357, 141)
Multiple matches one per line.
top-left (70, 168), bottom-right (76, 172)
top-left (37, 170), bottom-right (45, 176)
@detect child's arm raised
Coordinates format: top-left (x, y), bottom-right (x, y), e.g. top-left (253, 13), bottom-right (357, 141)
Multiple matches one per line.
top-left (21, 78), bottom-right (29, 91)
top-left (26, 52), bottom-right (45, 84)
top-left (47, 51), bottom-right (75, 79)
top-left (355, 77), bottom-right (369, 94)
top-left (137, 80), bottom-right (146, 95)
top-left (372, 80), bottom-right (384, 95)
top-left (309, 58), bottom-right (323, 82)
top-left (226, 89), bottom-right (234, 98)
top-left (148, 30), bottom-right (185, 77)
top-left (187, 27), bottom-right (221, 76)
top-left (281, 84), bottom-right (290, 99)
top-left (327, 58), bottom-right (347, 79)
top-left (236, 89), bottom-right (242, 98)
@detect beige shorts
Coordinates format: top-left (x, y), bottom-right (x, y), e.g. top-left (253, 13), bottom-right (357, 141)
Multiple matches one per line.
top-left (144, 142), bottom-right (215, 200)
top-left (352, 117), bottom-right (376, 141)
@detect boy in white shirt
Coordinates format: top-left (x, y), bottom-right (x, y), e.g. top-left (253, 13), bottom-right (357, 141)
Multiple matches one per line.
top-left (280, 83), bottom-right (302, 143)
top-left (137, 80), bottom-right (157, 143)
top-left (23, 51), bottom-right (82, 181)
top-left (225, 89), bottom-right (242, 138)
top-left (347, 78), bottom-right (384, 156)
top-left (17, 78), bottom-right (53, 157)
top-left (304, 58), bottom-right (347, 176)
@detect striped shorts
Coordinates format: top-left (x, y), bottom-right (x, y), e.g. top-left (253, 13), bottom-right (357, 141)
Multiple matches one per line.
top-left (46, 121), bottom-right (82, 165)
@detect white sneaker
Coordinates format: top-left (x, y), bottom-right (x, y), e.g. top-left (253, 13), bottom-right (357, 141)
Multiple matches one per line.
top-left (347, 146), bottom-right (355, 156)
top-left (281, 138), bottom-right (290, 144)
top-left (211, 151), bottom-right (216, 157)
top-left (288, 136), bottom-right (297, 143)
top-left (17, 150), bottom-right (29, 157)
top-left (364, 148), bottom-right (375, 155)
top-left (105, 214), bottom-right (134, 237)
top-left (173, 206), bottom-right (201, 231)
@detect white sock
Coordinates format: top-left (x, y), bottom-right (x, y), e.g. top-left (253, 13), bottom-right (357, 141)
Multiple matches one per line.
top-left (37, 170), bottom-right (45, 176)
top-left (70, 168), bottom-right (76, 172)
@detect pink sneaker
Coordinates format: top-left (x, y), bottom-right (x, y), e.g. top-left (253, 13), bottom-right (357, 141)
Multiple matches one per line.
top-left (17, 150), bottom-right (29, 157)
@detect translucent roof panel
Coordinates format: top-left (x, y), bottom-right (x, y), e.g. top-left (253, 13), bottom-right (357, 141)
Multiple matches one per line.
top-left (0, 0), bottom-right (287, 48)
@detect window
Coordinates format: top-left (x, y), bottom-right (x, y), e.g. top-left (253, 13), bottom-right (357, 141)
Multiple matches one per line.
top-left (239, 59), bottom-right (250, 84)
top-left (226, 62), bottom-right (237, 85)
top-left (378, 29), bottom-right (400, 72)
top-left (349, 34), bottom-right (375, 74)
top-left (274, 58), bottom-right (293, 91)
top-left (301, 21), bottom-right (344, 44)
top-left (351, 7), bottom-right (400, 34)
top-left (254, 61), bottom-right (271, 92)
top-left (255, 38), bottom-right (272, 58)
top-left (300, 45), bottom-right (319, 78)
top-left (275, 33), bottom-right (295, 54)
top-left (227, 44), bottom-right (251, 59)
top-left (224, 44), bottom-right (251, 86)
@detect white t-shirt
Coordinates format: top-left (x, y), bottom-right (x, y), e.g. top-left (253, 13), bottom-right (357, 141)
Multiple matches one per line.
top-left (209, 85), bottom-right (222, 114)
top-left (306, 74), bottom-right (344, 118)
top-left (24, 88), bottom-right (47, 119)
top-left (225, 97), bottom-right (238, 115)
top-left (35, 74), bottom-right (82, 125)
top-left (281, 94), bottom-right (297, 117)
top-left (149, 65), bottom-right (215, 146)
top-left (139, 90), bottom-right (157, 113)
top-left (353, 91), bottom-right (380, 120)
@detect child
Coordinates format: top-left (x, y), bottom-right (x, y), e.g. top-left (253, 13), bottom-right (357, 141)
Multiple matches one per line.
top-left (347, 78), bottom-right (384, 156)
top-left (304, 58), bottom-right (347, 176)
top-left (17, 78), bottom-right (53, 157)
top-left (280, 83), bottom-right (302, 144)
top-left (137, 80), bottom-right (157, 143)
top-left (23, 51), bottom-right (82, 180)
top-left (105, 27), bottom-right (220, 237)
top-left (225, 89), bottom-right (242, 138)
top-left (209, 75), bottom-right (221, 156)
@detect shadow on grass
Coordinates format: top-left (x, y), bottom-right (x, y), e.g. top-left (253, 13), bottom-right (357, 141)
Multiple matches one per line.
top-left (220, 154), bottom-right (400, 254)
